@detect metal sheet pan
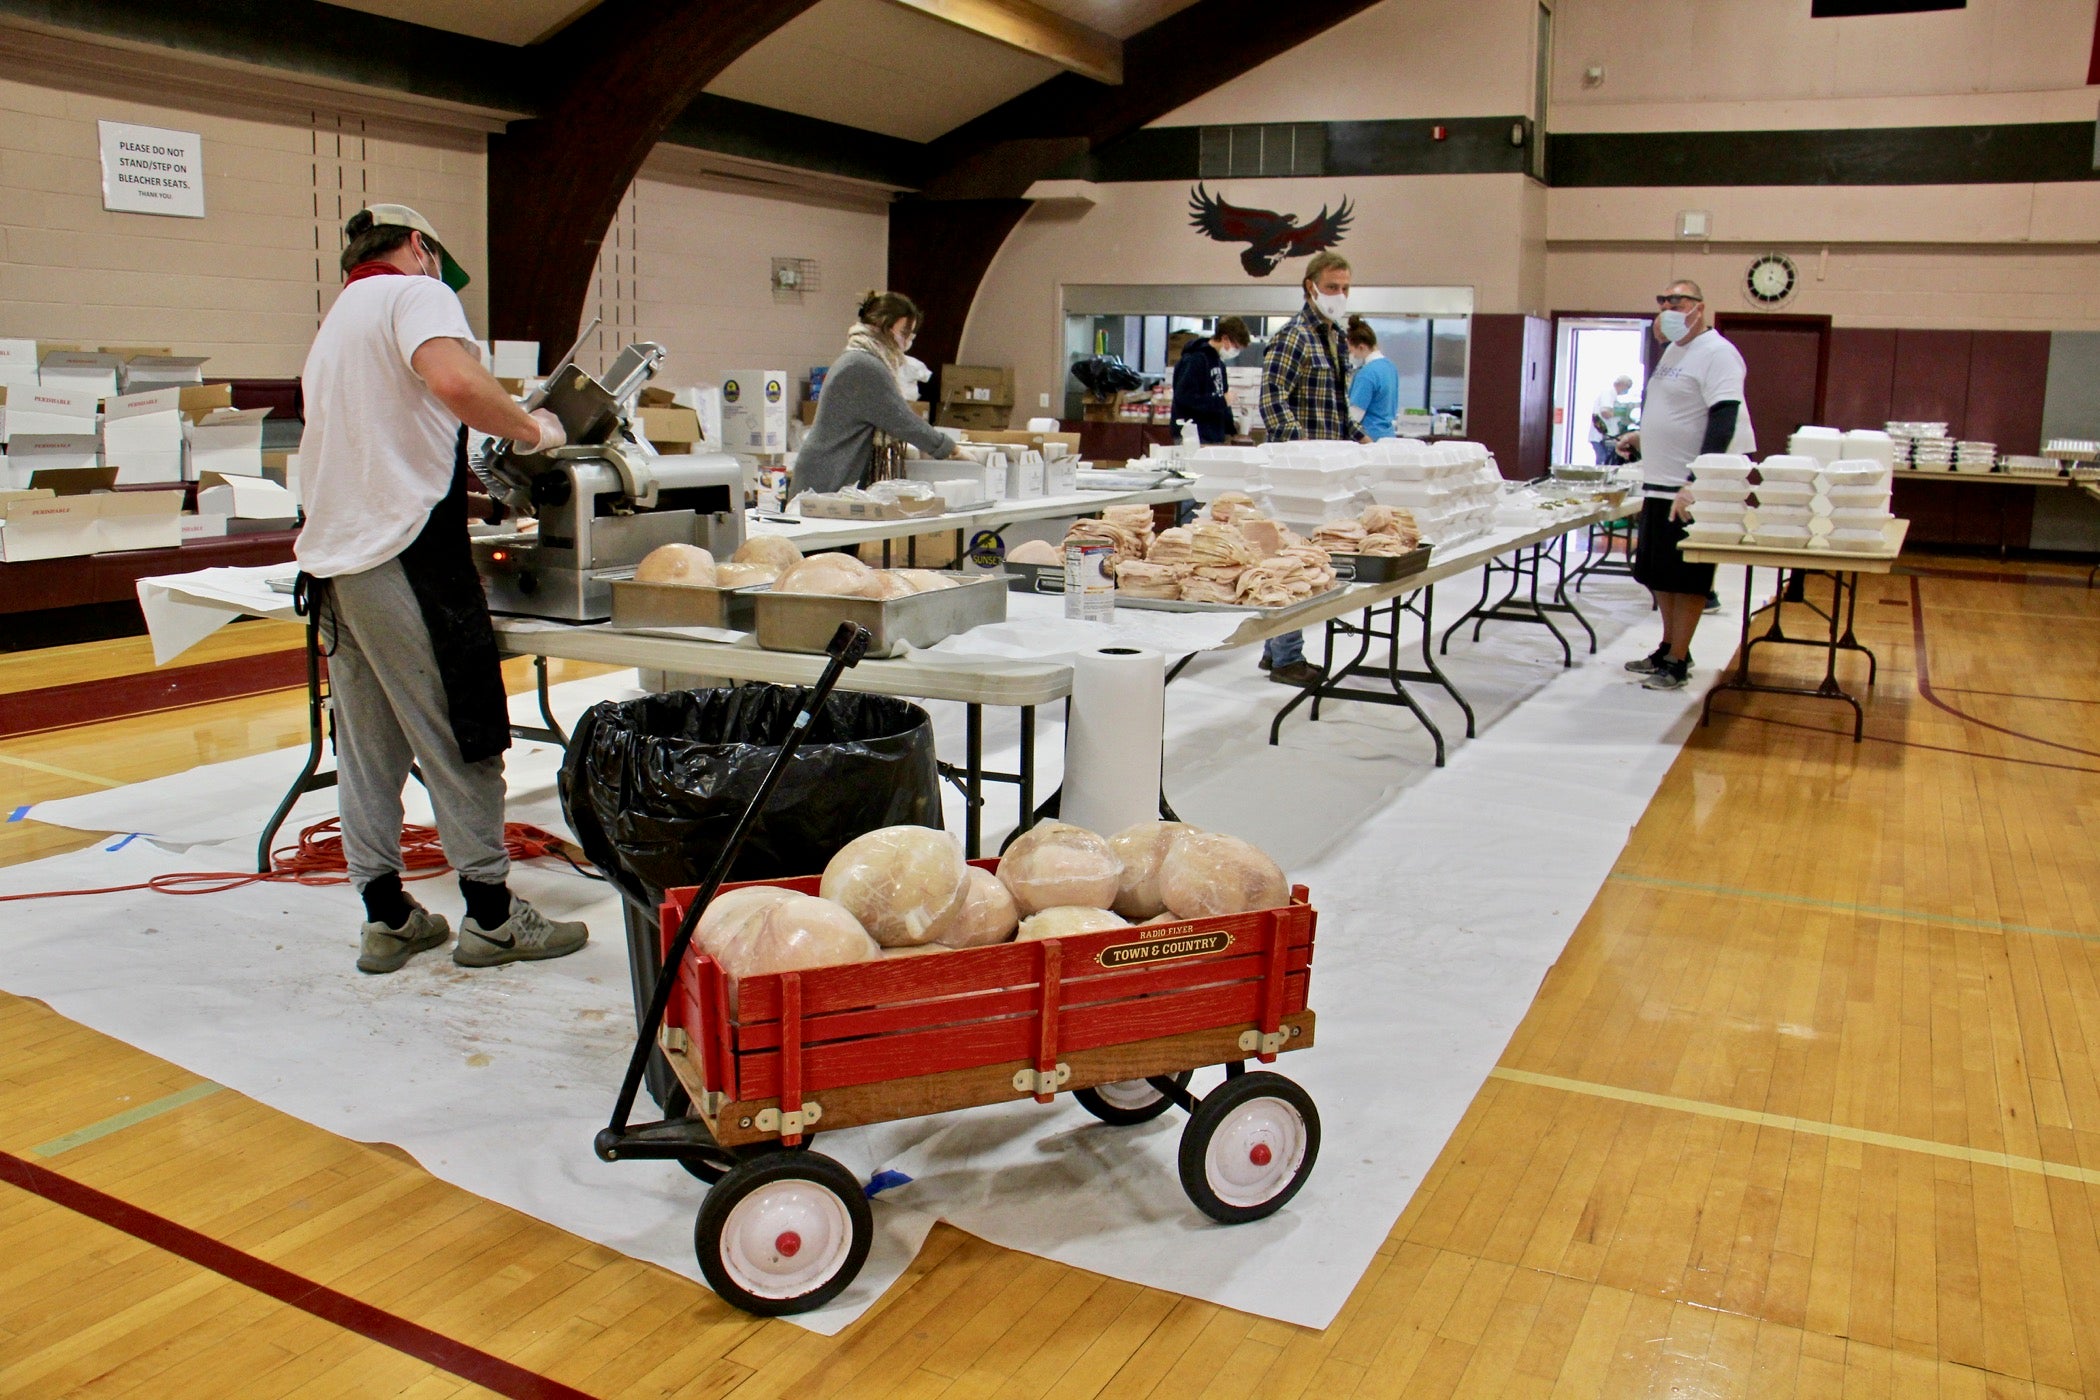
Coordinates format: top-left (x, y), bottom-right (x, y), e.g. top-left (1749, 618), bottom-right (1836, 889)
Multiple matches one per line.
top-left (754, 572), bottom-right (1009, 656)
top-left (1002, 561), bottom-right (1352, 618)
top-left (609, 576), bottom-right (766, 631)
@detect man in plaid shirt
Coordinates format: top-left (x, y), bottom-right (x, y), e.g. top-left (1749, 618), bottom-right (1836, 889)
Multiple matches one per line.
top-left (1259, 250), bottom-right (1367, 686)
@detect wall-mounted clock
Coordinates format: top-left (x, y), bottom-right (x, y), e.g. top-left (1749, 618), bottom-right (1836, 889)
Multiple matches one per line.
top-left (1745, 253), bottom-right (1797, 307)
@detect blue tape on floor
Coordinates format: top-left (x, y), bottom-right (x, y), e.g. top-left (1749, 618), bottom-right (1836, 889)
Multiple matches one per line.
top-left (7, 806), bottom-right (27, 823)
top-left (104, 833), bottom-right (142, 852)
top-left (864, 1169), bottom-right (913, 1199)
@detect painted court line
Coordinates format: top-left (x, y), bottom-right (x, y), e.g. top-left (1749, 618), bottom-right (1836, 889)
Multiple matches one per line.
top-left (1607, 873), bottom-right (2100, 947)
top-left (0, 752), bottom-right (127, 789)
top-left (1488, 1067), bottom-right (2100, 1188)
top-left (32, 1081), bottom-right (224, 1158)
top-left (0, 1148), bottom-right (596, 1400)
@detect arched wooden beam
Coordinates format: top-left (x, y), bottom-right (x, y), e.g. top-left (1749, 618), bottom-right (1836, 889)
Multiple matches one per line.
top-left (887, 197), bottom-right (1034, 387)
top-left (487, 0), bottom-right (825, 363)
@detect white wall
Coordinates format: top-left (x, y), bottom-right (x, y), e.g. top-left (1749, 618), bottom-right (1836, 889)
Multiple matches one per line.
top-left (0, 74), bottom-right (486, 377)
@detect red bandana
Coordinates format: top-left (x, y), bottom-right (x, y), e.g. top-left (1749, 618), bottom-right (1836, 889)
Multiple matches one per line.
top-left (344, 261), bottom-right (411, 285)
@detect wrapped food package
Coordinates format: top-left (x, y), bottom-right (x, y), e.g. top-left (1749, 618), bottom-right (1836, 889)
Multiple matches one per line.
top-left (1108, 820), bottom-right (1198, 919)
top-left (1114, 561), bottom-right (1183, 598)
top-left (716, 892), bottom-right (879, 979)
top-left (712, 560), bottom-right (779, 589)
top-left (696, 884), bottom-right (797, 956)
top-left (1017, 906), bottom-right (1129, 941)
top-left (997, 820), bottom-right (1123, 914)
top-left (819, 825), bottom-right (971, 947)
top-left (733, 535), bottom-right (804, 571)
top-left (634, 543), bottom-right (716, 587)
top-left (775, 553), bottom-right (887, 598)
top-left (1159, 831), bottom-right (1289, 918)
top-left (1007, 539), bottom-right (1065, 566)
top-left (931, 866), bottom-right (1021, 948)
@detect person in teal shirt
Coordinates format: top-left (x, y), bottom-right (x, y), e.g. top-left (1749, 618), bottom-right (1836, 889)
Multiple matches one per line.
top-left (1346, 318), bottom-right (1401, 440)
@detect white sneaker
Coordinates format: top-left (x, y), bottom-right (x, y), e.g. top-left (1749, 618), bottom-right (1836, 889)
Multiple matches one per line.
top-left (454, 898), bottom-right (589, 967)
top-left (357, 903), bottom-right (450, 974)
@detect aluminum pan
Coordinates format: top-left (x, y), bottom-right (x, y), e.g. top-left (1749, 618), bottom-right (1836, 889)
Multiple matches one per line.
top-left (754, 572), bottom-right (1009, 656)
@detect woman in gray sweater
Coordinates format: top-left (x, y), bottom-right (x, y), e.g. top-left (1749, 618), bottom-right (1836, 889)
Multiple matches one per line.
top-left (789, 291), bottom-right (958, 498)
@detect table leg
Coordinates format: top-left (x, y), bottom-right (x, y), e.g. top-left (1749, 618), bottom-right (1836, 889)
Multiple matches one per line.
top-left (1550, 535), bottom-right (1599, 652)
top-left (1821, 573), bottom-right (1864, 741)
top-left (257, 609), bottom-right (337, 874)
top-left (1525, 544), bottom-right (1574, 668)
top-left (1440, 559), bottom-right (1500, 654)
top-left (1414, 586), bottom-right (1476, 737)
top-left (1018, 705), bottom-right (1035, 838)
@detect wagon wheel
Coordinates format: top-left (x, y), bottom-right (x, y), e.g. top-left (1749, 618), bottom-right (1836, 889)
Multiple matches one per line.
top-left (695, 1151), bottom-right (872, 1316)
top-left (662, 1084), bottom-right (816, 1182)
top-left (1177, 1071), bottom-right (1320, 1225)
top-left (1074, 1070), bottom-right (1193, 1126)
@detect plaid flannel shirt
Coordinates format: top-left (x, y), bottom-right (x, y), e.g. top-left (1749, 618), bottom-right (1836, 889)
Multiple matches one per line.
top-left (1259, 304), bottom-right (1366, 443)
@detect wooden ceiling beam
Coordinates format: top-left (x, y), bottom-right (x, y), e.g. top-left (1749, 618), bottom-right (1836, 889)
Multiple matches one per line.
top-left (486, 0), bottom-right (823, 360)
top-left (888, 0), bottom-right (1121, 84)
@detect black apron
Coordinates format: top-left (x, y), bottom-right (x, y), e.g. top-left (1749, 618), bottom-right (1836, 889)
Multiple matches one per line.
top-left (394, 427), bottom-right (511, 764)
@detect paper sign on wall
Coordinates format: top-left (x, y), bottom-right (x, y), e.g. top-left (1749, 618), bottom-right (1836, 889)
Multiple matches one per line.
top-left (98, 121), bottom-right (205, 219)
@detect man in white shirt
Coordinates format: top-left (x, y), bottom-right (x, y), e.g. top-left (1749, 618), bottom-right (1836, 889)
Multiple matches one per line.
top-left (298, 204), bottom-right (589, 974)
top-left (1618, 279), bottom-right (1752, 691)
top-left (1589, 374), bottom-right (1633, 464)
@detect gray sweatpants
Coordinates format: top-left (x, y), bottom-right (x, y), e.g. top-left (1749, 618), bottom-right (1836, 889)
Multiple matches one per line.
top-left (323, 557), bottom-right (510, 890)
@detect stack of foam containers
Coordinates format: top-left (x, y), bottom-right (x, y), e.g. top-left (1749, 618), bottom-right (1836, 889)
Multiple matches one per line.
top-left (1433, 442), bottom-right (1503, 546)
top-left (1839, 428), bottom-right (1897, 473)
top-left (1683, 454), bottom-right (1756, 545)
top-left (1789, 426), bottom-right (1843, 465)
top-left (1810, 458), bottom-right (1895, 553)
top-left (1359, 439), bottom-right (1477, 544)
top-left (1747, 455), bottom-right (1819, 548)
top-left (1184, 444), bottom-right (1271, 506)
top-left (1263, 441), bottom-right (1368, 529)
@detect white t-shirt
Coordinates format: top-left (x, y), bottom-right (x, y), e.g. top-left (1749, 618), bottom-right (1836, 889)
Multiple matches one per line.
top-left (295, 275), bottom-right (479, 577)
top-left (1588, 386), bottom-right (1624, 443)
top-left (1638, 330), bottom-right (1754, 494)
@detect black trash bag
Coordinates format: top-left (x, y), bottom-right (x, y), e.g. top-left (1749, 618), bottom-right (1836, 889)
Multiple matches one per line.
top-left (1071, 354), bottom-right (1146, 397)
top-left (560, 685), bottom-right (944, 910)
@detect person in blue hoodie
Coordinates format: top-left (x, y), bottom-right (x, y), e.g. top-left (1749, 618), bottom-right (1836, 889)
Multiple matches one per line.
top-left (1345, 317), bottom-right (1401, 440)
top-left (1171, 316), bottom-right (1250, 444)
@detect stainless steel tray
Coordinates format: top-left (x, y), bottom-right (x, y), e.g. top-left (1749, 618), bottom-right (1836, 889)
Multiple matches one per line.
top-left (609, 575), bottom-right (767, 631)
top-left (1328, 544), bottom-right (1432, 583)
top-left (1003, 561), bottom-right (1350, 617)
top-left (754, 572), bottom-right (1009, 656)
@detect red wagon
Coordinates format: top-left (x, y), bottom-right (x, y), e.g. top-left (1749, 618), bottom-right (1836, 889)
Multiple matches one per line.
top-left (645, 865), bottom-right (1321, 1314)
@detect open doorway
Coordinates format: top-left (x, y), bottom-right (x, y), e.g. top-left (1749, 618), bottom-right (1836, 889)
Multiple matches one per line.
top-left (1552, 317), bottom-right (1650, 466)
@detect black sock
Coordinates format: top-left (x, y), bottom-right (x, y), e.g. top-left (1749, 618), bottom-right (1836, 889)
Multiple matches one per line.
top-left (361, 872), bottom-right (413, 930)
top-left (462, 879), bottom-right (513, 929)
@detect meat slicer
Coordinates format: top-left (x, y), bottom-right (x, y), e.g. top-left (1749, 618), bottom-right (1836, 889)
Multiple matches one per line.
top-left (472, 341), bottom-right (746, 621)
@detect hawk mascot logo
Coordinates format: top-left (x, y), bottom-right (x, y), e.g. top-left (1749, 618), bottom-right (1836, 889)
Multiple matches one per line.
top-left (1188, 183), bottom-right (1353, 278)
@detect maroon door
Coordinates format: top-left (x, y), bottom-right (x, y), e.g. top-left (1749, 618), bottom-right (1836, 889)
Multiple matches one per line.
top-left (1713, 313), bottom-right (1830, 461)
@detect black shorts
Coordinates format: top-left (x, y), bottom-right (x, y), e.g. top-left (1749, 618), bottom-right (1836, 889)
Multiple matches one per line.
top-left (1632, 495), bottom-right (1716, 597)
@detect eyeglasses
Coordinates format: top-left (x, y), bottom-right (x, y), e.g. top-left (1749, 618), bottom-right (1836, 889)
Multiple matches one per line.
top-left (1655, 293), bottom-right (1701, 308)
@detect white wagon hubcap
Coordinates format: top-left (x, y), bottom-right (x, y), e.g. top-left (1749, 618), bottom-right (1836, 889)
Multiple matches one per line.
top-left (1205, 1096), bottom-right (1307, 1208)
top-left (719, 1180), bottom-right (854, 1299)
top-left (1094, 1078), bottom-right (1165, 1111)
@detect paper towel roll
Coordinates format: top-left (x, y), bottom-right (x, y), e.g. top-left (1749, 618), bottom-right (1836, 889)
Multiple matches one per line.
top-left (1062, 645), bottom-right (1166, 838)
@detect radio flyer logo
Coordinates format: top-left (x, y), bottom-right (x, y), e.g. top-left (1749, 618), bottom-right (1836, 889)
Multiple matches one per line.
top-left (1094, 927), bottom-right (1234, 969)
top-left (723, 380), bottom-right (742, 403)
top-left (1188, 184), bottom-right (1353, 278)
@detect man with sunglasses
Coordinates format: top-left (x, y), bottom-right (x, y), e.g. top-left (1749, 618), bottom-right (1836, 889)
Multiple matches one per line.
top-left (1621, 279), bottom-right (1751, 691)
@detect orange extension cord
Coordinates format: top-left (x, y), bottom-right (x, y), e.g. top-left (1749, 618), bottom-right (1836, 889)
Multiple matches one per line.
top-left (0, 819), bottom-right (595, 902)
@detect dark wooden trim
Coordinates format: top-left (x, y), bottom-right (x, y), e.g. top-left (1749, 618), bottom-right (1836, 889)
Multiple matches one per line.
top-left (662, 94), bottom-right (926, 188)
top-left (1069, 116), bottom-right (1530, 184)
top-left (1548, 122), bottom-right (2100, 187)
top-left (486, 0), bottom-right (826, 358)
top-left (888, 198), bottom-right (1032, 401)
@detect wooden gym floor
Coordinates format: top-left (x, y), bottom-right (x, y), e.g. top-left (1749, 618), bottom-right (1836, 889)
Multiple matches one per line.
top-left (1, 554), bottom-right (2096, 1398)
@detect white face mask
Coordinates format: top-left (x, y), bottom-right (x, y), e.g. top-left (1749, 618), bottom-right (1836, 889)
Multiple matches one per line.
top-left (1313, 290), bottom-right (1350, 323)
top-left (1658, 309), bottom-right (1692, 342)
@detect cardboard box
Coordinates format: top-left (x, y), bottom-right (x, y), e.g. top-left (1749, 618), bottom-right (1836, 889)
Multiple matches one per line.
top-left (7, 433), bottom-right (101, 472)
top-left (118, 354), bottom-right (208, 391)
top-left (939, 365), bottom-right (1015, 406)
top-left (1081, 393), bottom-right (1125, 423)
top-left (39, 350), bottom-right (122, 398)
top-left (180, 513), bottom-right (229, 541)
top-left (184, 406), bottom-right (271, 478)
top-left (102, 391), bottom-right (186, 483)
top-left (637, 404), bottom-right (702, 453)
top-left (720, 370), bottom-right (788, 453)
top-left (1005, 451), bottom-right (1045, 500)
top-left (198, 471), bottom-right (298, 525)
top-left (0, 340), bottom-right (38, 387)
top-left (960, 429), bottom-right (1081, 457)
top-left (935, 401), bottom-right (1012, 432)
top-left (0, 480), bottom-right (181, 560)
top-left (907, 457), bottom-right (1007, 503)
top-left (492, 340), bottom-right (540, 378)
top-left (1045, 456), bottom-right (1077, 496)
top-left (796, 492), bottom-right (949, 521)
top-left (1, 383), bottom-right (101, 441)
top-left (799, 401), bottom-right (819, 427)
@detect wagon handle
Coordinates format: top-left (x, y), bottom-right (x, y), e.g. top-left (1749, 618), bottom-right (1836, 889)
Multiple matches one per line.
top-left (597, 622), bottom-right (872, 1160)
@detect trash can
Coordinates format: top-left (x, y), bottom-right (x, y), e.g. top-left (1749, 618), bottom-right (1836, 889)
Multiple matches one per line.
top-left (560, 685), bottom-right (945, 1107)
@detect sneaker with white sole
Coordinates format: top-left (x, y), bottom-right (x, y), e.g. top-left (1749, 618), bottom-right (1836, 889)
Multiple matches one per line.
top-left (1624, 644), bottom-right (1670, 674)
top-left (1641, 658), bottom-right (1692, 691)
top-left (357, 903), bottom-right (450, 974)
top-left (454, 898), bottom-right (589, 967)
